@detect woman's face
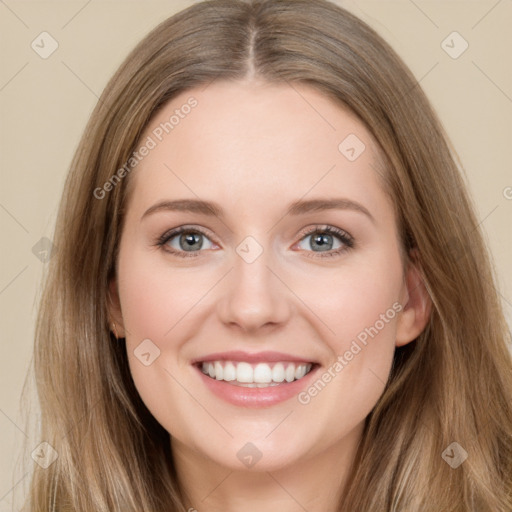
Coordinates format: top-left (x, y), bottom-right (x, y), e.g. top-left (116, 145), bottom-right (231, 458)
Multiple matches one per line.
top-left (110, 79), bottom-right (426, 473)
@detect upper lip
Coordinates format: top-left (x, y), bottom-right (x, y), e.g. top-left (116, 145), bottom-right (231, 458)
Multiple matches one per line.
top-left (191, 350), bottom-right (317, 365)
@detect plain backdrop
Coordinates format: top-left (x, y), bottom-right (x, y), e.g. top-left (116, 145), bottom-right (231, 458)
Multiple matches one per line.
top-left (1, 1), bottom-right (511, 508)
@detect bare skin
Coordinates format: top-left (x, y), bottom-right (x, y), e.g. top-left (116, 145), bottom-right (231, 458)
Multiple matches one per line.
top-left (109, 79), bottom-right (431, 512)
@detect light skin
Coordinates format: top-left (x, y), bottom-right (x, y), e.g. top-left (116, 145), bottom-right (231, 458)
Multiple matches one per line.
top-left (109, 79), bottom-right (431, 512)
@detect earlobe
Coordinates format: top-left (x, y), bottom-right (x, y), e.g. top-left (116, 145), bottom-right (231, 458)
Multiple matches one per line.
top-left (395, 250), bottom-right (432, 347)
top-left (107, 278), bottom-right (126, 338)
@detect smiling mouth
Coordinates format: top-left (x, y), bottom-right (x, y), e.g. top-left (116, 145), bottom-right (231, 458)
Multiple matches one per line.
top-left (196, 361), bottom-right (317, 388)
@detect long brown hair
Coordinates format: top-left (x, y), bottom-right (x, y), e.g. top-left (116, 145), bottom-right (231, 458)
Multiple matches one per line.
top-left (23, 0), bottom-right (512, 510)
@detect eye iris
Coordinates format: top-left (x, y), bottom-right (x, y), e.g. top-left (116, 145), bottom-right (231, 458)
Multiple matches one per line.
top-left (180, 232), bottom-right (202, 251)
top-left (311, 233), bottom-right (333, 251)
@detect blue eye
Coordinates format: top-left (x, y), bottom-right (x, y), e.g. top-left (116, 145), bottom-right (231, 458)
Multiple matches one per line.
top-left (157, 226), bottom-right (214, 258)
top-left (295, 225), bottom-right (354, 258)
top-left (156, 225), bottom-right (354, 259)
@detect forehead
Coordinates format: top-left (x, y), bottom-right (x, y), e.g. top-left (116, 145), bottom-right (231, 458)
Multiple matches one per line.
top-left (125, 80), bottom-right (389, 220)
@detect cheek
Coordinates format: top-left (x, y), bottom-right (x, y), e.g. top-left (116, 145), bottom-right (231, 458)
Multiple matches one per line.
top-left (116, 247), bottom-right (200, 426)
top-left (295, 255), bottom-right (403, 428)
top-left (290, 252), bottom-right (403, 353)
top-left (332, 273), bottom-right (401, 356)
top-left (118, 246), bottom-right (203, 340)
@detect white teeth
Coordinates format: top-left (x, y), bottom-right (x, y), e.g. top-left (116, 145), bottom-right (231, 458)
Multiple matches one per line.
top-left (272, 363), bottom-right (285, 382)
top-left (253, 363), bottom-right (272, 383)
top-left (223, 362), bottom-right (236, 381)
top-left (236, 362), bottom-right (253, 383)
top-left (214, 361), bottom-right (223, 380)
top-left (295, 364), bottom-right (307, 380)
top-left (285, 364), bottom-right (295, 382)
top-left (199, 360), bottom-right (313, 386)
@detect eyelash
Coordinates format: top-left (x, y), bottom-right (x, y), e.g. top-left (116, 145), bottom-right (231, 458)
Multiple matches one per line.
top-left (154, 225), bottom-right (355, 259)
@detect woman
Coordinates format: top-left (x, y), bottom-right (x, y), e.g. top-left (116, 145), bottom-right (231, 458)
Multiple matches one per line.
top-left (24, 0), bottom-right (512, 510)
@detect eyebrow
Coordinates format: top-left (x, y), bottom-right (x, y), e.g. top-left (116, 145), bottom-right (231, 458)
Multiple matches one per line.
top-left (141, 198), bottom-right (375, 224)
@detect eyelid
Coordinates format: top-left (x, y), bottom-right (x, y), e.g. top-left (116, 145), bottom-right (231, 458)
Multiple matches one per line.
top-left (295, 224), bottom-right (353, 244)
top-left (155, 224), bottom-right (354, 258)
top-left (157, 224), bottom-right (216, 244)
top-left (293, 225), bottom-right (354, 258)
top-left (155, 225), bottom-right (217, 258)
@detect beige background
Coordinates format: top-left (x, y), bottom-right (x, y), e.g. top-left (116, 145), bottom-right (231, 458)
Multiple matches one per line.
top-left (1, 0), bottom-right (511, 508)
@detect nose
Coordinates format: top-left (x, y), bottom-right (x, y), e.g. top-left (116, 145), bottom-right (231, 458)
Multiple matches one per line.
top-left (216, 243), bottom-right (292, 334)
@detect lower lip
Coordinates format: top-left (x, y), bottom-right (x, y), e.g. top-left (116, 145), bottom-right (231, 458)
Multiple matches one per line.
top-left (193, 364), bottom-right (320, 408)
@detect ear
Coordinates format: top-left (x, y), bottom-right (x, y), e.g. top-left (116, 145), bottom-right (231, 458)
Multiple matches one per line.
top-left (395, 249), bottom-right (432, 347)
top-left (108, 277), bottom-right (126, 338)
